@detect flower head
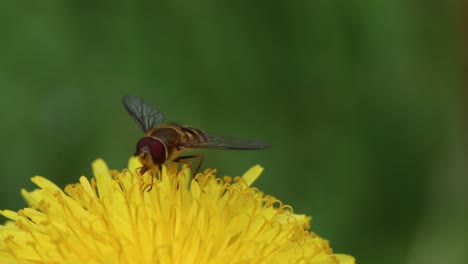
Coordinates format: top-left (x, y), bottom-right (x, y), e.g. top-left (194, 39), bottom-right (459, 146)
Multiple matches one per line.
top-left (0, 158), bottom-right (354, 264)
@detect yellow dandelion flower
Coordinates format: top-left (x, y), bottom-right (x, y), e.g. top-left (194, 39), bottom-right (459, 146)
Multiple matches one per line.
top-left (0, 158), bottom-right (355, 264)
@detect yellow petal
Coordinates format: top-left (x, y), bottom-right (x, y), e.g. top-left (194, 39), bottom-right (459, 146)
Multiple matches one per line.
top-left (241, 164), bottom-right (264, 186)
top-left (337, 254), bottom-right (356, 264)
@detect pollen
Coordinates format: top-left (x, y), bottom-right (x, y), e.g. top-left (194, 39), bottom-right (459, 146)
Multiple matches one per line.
top-left (0, 158), bottom-right (354, 264)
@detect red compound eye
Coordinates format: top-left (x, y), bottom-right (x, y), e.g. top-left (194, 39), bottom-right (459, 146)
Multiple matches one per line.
top-left (136, 137), bottom-right (152, 155)
top-left (135, 137), bottom-right (167, 164)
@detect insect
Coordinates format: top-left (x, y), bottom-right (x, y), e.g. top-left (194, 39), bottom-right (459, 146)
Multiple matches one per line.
top-left (123, 95), bottom-right (271, 178)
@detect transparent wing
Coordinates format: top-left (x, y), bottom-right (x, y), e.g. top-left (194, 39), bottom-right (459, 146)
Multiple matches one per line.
top-left (122, 95), bottom-right (165, 133)
top-left (182, 133), bottom-right (271, 150)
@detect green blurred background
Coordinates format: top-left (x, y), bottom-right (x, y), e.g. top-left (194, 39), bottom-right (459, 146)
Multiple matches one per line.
top-left (0, 1), bottom-right (466, 263)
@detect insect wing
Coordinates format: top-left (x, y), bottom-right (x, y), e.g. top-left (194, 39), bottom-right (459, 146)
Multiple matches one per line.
top-left (182, 133), bottom-right (271, 150)
top-left (122, 95), bottom-right (165, 133)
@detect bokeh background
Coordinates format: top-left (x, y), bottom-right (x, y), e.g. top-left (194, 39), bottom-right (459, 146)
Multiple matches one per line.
top-left (0, 1), bottom-right (466, 263)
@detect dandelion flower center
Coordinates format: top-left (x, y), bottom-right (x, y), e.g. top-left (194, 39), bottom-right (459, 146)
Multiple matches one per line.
top-left (0, 158), bottom-right (354, 264)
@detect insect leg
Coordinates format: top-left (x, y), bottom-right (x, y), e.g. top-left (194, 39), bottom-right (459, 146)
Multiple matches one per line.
top-left (144, 165), bottom-right (161, 192)
top-left (173, 154), bottom-right (204, 176)
top-left (145, 172), bottom-right (154, 192)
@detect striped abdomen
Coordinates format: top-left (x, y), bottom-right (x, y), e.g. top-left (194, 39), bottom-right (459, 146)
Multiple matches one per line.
top-left (178, 126), bottom-right (208, 146)
top-left (149, 125), bottom-right (208, 155)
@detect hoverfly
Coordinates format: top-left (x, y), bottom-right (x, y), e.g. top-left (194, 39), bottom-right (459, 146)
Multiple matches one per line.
top-left (123, 95), bottom-right (271, 178)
